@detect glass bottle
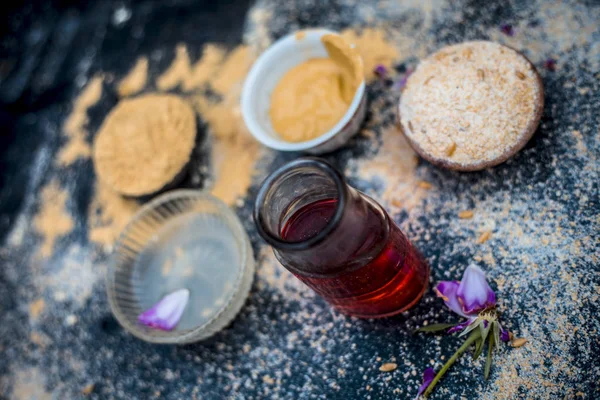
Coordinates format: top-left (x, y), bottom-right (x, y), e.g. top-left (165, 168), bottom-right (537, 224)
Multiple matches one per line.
top-left (254, 157), bottom-right (429, 318)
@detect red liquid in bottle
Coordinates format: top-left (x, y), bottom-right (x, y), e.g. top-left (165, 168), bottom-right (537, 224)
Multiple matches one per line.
top-left (281, 198), bottom-right (429, 317)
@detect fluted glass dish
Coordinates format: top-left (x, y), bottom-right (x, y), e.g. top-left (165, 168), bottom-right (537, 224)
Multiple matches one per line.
top-left (105, 190), bottom-right (255, 344)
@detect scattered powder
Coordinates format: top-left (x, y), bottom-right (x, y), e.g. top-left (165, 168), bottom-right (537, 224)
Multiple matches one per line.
top-left (57, 76), bottom-right (103, 166)
top-left (244, 5), bottom-right (274, 54)
top-left (465, 193), bottom-right (598, 400)
top-left (189, 46), bottom-right (263, 205)
top-left (486, 1), bottom-right (600, 70)
top-left (162, 259), bottom-right (174, 276)
top-left (193, 92), bottom-right (262, 205)
top-left (117, 57), bottom-right (148, 97)
top-left (182, 265), bottom-right (193, 277)
top-left (28, 298), bottom-right (45, 320)
top-left (33, 244), bottom-right (100, 306)
top-left (400, 41), bottom-right (543, 169)
top-left (9, 367), bottom-right (51, 400)
top-left (157, 44), bottom-right (225, 91)
top-left (210, 46), bottom-right (252, 95)
top-left (255, 246), bottom-right (312, 300)
top-left (33, 180), bottom-right (74, 258)
top-left (157, 45), bottom-right (191, 90)
top-left (209, 126), bottom-right (261, 206)
top-left (87, 183), bottom-right (140, 249)
top-left (152, 43), bottom-right (263, 205)
top-left (341, 28), bottom-right (400, 81)
top-left (174, 246), bottom-right (183, 258)
top-left (93, 94), bottom-right (197, 196)
top-left (29, 331), bottom-right (50, 348)
top-left (6, 213), bottom-right (28, 247)
top-left (571, 129), bottom-right (588, 155)
top-left (348, 124), bottom-right (424, 212)
top-left (65, 315), bottom-right (78, 326)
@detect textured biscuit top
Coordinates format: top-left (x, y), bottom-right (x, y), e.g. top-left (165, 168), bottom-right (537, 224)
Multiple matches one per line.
top-left (399, 41), bottom-right (543, 171)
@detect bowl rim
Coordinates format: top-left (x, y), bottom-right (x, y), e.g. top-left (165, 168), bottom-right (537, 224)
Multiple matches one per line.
top-left (105, 189), bottom-right (253, 344)
top-left (241, 28), bottom-right (366, 152)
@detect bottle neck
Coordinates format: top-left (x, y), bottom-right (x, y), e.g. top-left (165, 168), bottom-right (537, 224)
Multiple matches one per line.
top-left (254, 157), bottom-right (389, 277)
top-left (275, 188), bottom-right (390, 277)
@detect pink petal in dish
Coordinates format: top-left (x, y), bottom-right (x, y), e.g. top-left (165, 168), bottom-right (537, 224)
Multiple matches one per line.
top-left (138, 289), bottom-right (190, 331)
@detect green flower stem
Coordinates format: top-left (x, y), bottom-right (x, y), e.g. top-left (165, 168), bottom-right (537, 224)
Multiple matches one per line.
top-left (484, 331), bottom-right (495, 379)
top-left (423, 329), bottom-right (482, 398)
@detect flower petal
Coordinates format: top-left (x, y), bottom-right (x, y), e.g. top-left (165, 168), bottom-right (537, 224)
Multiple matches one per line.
top-left (435, 281), bottom-right (470, 318)
top-left (544, 58), bottom-right (557, 71)
top-left (395, 68), bottom-right (413, 90)
top-left (458, 318), bottom-right (481, 338)
top-left (447, 318), bottom-right (475, 334)
top-left (374, 64), bottom-right (388, 78)
top-left (500, 326), bottom-right (511, 342)
top-left (500, 23), bottom-right (514, 37)
top-left (456, 264), bottom-right (496, 314)
top-left (416, 367), bottom-right (435, 399)
top-left (138, 289), bottom-right (190, 331)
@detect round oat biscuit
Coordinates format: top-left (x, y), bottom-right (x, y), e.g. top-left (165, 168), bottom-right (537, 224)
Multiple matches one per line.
top-left (398, 41), bottom-right (544, 171)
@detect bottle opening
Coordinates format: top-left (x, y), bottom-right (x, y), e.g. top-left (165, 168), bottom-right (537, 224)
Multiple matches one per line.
top-left (253, 157), bottom-right (347, 251)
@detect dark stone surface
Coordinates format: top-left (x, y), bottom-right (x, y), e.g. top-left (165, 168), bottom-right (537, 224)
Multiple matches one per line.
top-left (0, 0), bottom-right (598, 399)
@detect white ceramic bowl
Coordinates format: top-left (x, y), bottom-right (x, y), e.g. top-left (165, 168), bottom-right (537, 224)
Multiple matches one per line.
top-left (242, 29), bottom-right (367, 154)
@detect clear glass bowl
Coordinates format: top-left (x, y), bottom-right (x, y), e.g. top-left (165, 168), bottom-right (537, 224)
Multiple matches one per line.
top-left (105, 190), bottom-right (255, 344)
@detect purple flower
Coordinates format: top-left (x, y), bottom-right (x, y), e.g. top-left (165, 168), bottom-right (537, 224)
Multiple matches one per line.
top-left (394, 68), bottom-right (413, 90)
top-left (436, 264), bottom-right (496, 317)
top-left (500, 327), bottom-right (511, 342)
top-left (435, 280), bottom-right (467, 317)
top-left (415, 264), bottom-right (512, 397)
top-left (416, 367), bottom-right (435, 399)
top-left (544, 58), bottom-right (557, 71)
top-left (457, 264), bottom-right (496, 313)
top-left (447, 319), bottom-right (473, 334)
top-left (374, 64), bottom-right (388, 78)
top-left (138, 289), bottom-right (190, 331)
top-left (500, 24), bottom-right (514, 36)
